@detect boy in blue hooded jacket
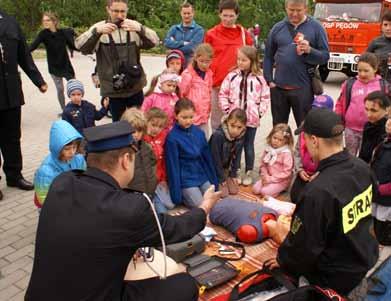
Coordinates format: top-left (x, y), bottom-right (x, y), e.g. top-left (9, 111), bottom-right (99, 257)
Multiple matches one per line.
top-left (33, 120), bottom-right (86, 209)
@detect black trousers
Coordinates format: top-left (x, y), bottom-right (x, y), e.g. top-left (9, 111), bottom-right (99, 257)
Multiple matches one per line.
top-left (270, 86), bottom-right (313, 127)
top-left (123, 273), bottom-right (199, 301)
top-left (0, 107), bottom-right (23, 181)
top-left (109, 91), bottom-right (144, 122)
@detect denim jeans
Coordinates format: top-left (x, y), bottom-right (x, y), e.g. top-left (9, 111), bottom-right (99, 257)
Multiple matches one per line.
top-left (182, 181), bottom-right (211, 208)
top-left (344, 127), bottom-right (362, 157)
top-left (153, 183), bottom-right (175, 214)
top-left (50, 74), bottom-right (66, 110)
top-left (234, 127), bottom-right (257, 172)
top-left (210, 87), bottom-right (223, 132)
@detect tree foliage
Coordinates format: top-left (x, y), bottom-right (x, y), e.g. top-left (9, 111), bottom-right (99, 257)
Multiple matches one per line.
top-left (1, 0), bottom-right (292, 41)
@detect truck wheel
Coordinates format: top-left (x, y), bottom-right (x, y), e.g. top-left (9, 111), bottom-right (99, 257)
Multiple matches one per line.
top-left (319, 65), bottom-right (329, 82)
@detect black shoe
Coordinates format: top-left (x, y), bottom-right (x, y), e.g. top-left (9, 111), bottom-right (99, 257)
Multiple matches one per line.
top-left (7, 177), bottom-right (34, 191)
top-left (0, 189), bottom-right (3, 201)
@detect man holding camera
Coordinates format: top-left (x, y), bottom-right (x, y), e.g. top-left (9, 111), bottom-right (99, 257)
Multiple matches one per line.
top-left (76, 0), bottom-right (159, 121)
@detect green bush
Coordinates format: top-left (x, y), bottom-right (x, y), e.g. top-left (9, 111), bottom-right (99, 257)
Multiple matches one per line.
top-left (2, 0), bottom-right (292, 48)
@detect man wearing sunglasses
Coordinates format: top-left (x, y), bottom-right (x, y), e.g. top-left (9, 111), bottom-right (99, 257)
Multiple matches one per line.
top-left (76, 0), bottom-right (159, 122)
top-left (26, 121), bottom-right (222, 301)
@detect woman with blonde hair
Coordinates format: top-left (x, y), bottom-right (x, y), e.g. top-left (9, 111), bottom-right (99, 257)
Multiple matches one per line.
top-left (30, 11), bottom-right (77, 112)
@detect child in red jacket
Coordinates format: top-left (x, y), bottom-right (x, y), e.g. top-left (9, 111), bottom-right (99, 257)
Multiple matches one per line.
top-left (144, 107), bottom-right (174, 213)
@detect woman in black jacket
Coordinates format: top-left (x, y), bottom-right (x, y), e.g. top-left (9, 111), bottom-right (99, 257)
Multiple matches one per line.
top-left (30, 12), bottom-right (76, 112)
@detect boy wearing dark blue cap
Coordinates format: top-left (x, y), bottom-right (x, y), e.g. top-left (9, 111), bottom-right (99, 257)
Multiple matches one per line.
top-left (26, 121), bottom-right (221, 301)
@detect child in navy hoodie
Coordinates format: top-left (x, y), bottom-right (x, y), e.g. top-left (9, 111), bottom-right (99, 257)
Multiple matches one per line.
top-left (62, 79), bottom-right (109, 135)
top-left (165, 99), bottom-right (218, 207)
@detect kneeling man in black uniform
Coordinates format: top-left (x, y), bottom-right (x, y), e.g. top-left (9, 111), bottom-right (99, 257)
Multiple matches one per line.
top-left (265, 109), bottom-right (379, 296)
top-left (25, 121), bottom-right (221, 301)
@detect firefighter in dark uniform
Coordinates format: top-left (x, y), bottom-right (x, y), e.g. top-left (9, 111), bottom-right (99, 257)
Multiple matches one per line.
top-left (265, 109), bottom-right (379, 296)
top-left (0, 10), bottom-right (48, 200)
top-left (25, 121), bottom-right (221, 301)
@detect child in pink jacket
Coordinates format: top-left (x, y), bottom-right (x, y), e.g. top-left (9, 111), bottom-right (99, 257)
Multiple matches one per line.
top-left (335, 53), bottom-right (385, 156)
top-left (180, 43), bottom-right (214, 137)
top-left (294, 94), bottom-right (334, 180)
top-left (142, 70), bottom-right (179, 128)
top-left (219, 46), bottom-right (270, 186)
top-left (253, 124), bottom-right (294, 197)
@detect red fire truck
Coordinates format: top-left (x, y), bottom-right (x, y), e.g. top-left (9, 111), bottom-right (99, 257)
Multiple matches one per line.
top-left (314, 0), bottom-right (391, 81)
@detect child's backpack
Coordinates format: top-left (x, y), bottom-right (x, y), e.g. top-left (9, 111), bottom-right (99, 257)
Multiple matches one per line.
top-left (345, 77), bottom-right (389, 113)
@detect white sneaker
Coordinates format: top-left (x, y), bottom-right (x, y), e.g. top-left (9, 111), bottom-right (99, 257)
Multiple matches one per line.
top-left (242, 170), bottom-right (253, 186)
top-left (236, 169), bottom-right (242, 185)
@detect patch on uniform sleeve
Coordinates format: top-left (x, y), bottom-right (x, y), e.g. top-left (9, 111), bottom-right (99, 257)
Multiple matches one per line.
top-left (342, 184), bottom-right (372, 234)
top-left (290, 215), bottom-right (302, 235)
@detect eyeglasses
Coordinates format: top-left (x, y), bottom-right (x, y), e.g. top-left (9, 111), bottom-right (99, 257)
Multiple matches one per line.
top-left (110, 9), bottom-right (128, 14)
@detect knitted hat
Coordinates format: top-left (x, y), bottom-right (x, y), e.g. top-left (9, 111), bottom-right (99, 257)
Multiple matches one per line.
top-left (312, 94), bottom-right (334, 110)
top-left (67, 79), bottom-right (85, 97)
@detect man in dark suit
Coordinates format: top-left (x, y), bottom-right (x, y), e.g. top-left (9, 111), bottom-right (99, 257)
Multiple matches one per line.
top-left (0, 10), bottom-right (47, 200)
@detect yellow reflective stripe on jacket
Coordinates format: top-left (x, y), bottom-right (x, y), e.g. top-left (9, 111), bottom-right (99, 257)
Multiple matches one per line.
top-left (342, 184), bottom-right (372, 234)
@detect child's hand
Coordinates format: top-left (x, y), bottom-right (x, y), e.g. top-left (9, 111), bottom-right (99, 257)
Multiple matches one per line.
top-left (102, 97), bottom-right (109, 109)
top-left (308, 171), bottom-right (320, 182)
top-left (299, 170), bottom-right (310, 182)
top-left (160, 181), bottom-right (168, 189)
top-left (230, 177), bottom-right (239, 186)
top-left (261, 174), bottom-right (269, 184)
top-left (199, 185), bottom-right (222, 214)
top-left (386, 118), bottom-right (391, 134)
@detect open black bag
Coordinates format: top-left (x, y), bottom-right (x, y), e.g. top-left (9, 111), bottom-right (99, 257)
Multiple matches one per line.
top-left (211, 267), bottom-right (346, 301)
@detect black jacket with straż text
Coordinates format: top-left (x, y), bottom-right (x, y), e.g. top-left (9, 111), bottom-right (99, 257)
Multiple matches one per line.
top-left (278, 150), bottom-right (379, 295)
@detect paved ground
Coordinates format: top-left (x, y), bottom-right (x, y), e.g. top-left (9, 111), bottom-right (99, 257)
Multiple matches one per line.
top-left (0, 53), bottom-right (345, 300)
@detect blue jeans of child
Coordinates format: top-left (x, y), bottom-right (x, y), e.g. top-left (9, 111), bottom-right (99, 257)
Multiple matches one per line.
top-left (234, 127), bottom-right (257, 172)
top-left (153, 183), bottom-right (175, 214)
top-left (182, 181), bottom-right (211, 208)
